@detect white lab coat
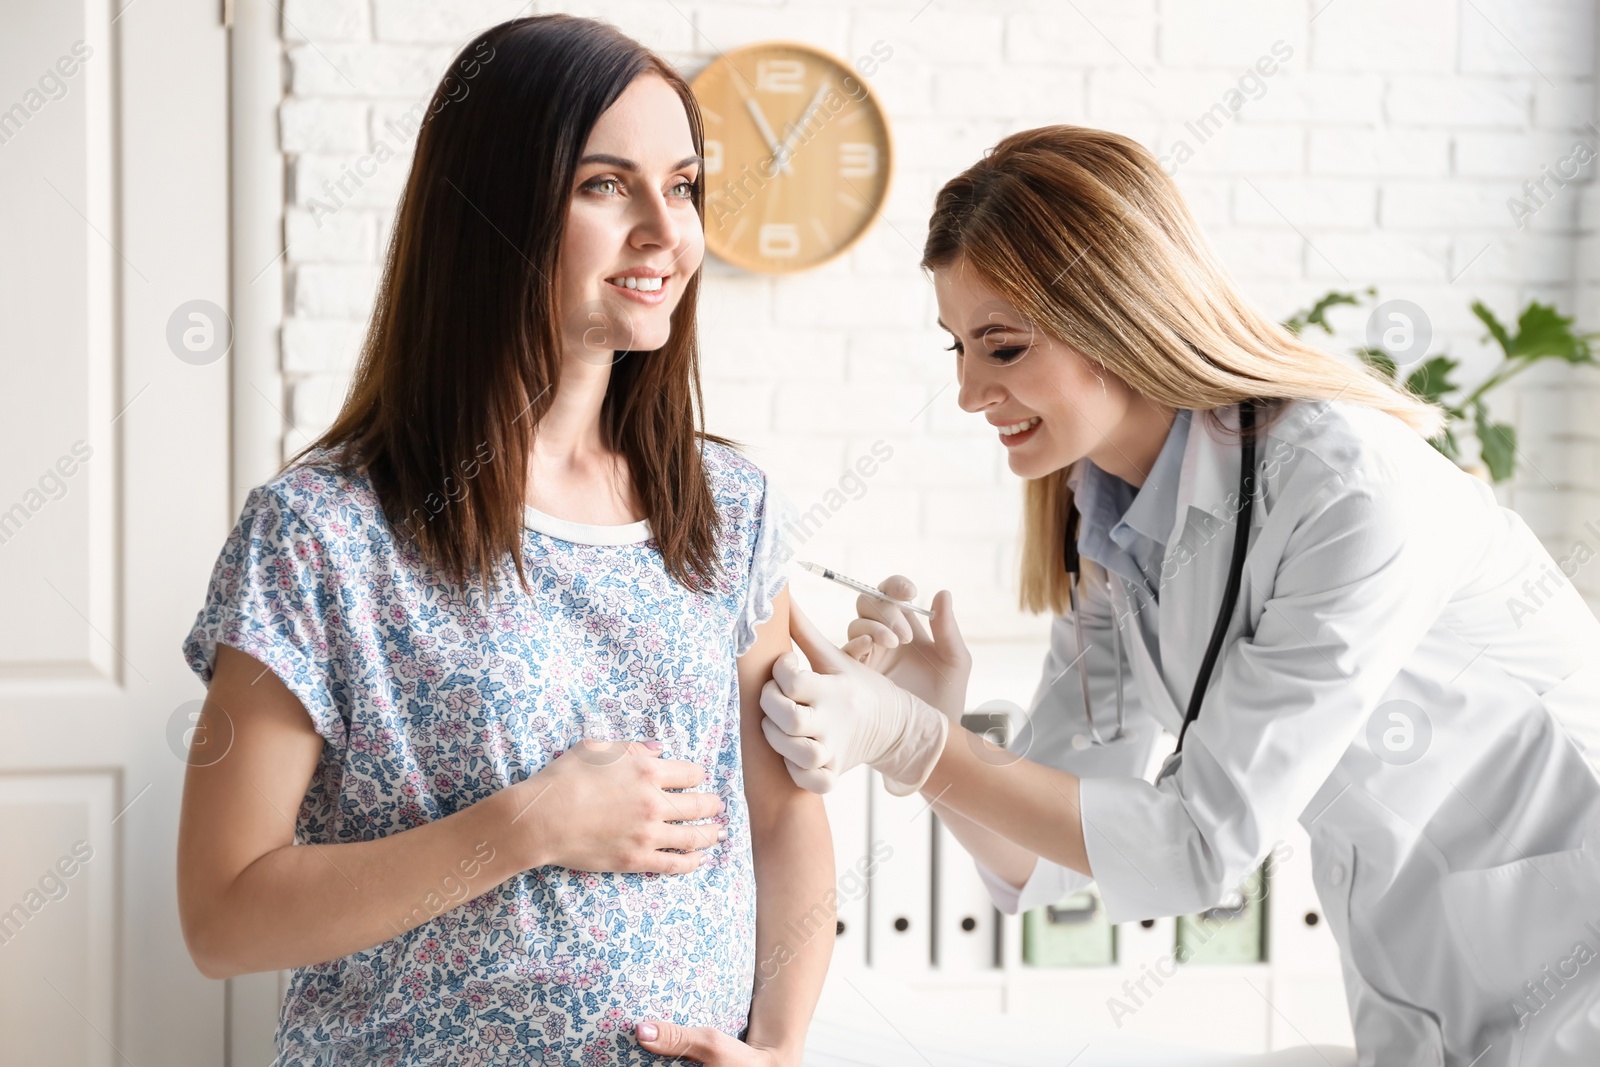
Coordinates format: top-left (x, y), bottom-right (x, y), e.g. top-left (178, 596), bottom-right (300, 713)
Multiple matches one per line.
top-left (975, 398), bottom-right (1600, 1066)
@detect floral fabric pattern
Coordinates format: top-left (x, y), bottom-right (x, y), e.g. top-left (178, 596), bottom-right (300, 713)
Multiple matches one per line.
top-left (183, 441), bottom-right (792, 1066)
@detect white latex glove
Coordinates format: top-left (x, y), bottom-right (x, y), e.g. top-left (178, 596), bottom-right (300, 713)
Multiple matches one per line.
top-left (839, 575), bottom-right (972, 719)
top-left (760, 599), bottom-right (949, 796)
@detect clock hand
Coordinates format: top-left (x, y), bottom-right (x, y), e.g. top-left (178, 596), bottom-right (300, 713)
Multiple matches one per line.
top-left (740, 91), bottom-right (793, 175)
top-left (777, 81), bottom-right (833, 163)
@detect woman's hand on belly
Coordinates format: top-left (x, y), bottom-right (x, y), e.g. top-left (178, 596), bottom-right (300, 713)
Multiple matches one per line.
top-left (507, 739), bottom-right (727, 874)
top-left (635, 1019), bottom-right (798, 1067)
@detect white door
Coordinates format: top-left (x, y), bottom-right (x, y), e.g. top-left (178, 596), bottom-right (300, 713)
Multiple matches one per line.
top-left (0, 0), bottom-right (231, 1063)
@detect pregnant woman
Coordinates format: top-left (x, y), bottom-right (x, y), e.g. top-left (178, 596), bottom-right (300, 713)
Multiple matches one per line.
top-left (176, 16), bottom-right (827, 1067)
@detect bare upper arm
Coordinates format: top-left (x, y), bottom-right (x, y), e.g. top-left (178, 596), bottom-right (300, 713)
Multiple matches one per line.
top-left (736, 587), bottom-right (816, 827)
top-left (176, 643), bottom-right (325, 942)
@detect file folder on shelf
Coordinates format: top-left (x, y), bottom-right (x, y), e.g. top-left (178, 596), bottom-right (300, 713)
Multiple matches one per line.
top-left (937, 707), bottom-right (1011, 970)
top-left (1022, 887), bottom-right (1117, 966)
top-left (1268, 822), bottom-right (1342, 974)
top-left (1175, 863), bottom-right (1266, 965)
top-left (866, 768), bottom-right (934, 972)
top-left (933, 813), bottom-right (1000, 970)
top-left (822, 765), bottom-right (872, 969)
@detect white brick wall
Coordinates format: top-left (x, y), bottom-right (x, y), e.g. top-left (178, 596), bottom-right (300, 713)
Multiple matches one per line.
top-left (274, 0), bottom-right (1600, 633)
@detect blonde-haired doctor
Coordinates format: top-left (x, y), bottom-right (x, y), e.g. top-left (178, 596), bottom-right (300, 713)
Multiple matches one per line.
top-left (760, 126), bottom-right (1600, 1067)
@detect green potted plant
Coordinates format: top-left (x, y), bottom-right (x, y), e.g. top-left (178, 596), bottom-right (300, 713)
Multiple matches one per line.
top-left (1284, 289), bottom-right (1600, 483)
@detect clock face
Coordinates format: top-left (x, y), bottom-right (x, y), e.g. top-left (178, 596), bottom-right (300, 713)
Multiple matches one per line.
top-left (690, 42), bottom-right (893, 273)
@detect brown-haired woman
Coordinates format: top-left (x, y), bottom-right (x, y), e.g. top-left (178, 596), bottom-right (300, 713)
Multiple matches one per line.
top-left (761, 125), bottom-right (1600, 1064)
top-left (175, 15), bottom-right (827, 1067)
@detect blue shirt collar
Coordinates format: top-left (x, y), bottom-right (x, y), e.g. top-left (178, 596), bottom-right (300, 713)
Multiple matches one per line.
top-left (1070, 408), bottom-right (1192, 577)
top-left (1116, 407), bottom-right (1191, 549)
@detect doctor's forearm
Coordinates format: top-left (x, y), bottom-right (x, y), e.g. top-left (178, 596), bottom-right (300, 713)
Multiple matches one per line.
top-left (929, 799), bottom-right (1039, 890)
top-left (921, 726), bottom-right (1092, 878)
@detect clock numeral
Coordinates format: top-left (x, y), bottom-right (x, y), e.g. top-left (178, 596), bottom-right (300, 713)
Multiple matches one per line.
top-left (704, 139), bottom-right (724, 176)
top-left (840, 142), bottom-right (878, 179)
top-left (758, 223), bottom-right (800, 258)
top-left (756, 59), bottom-right (805, 93)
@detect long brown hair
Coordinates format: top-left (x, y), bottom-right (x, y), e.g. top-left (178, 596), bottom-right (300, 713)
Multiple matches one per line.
top-left (922, 125), bottom-right (1447, 615)
top-left (297, 15), bottom-right (728, 595)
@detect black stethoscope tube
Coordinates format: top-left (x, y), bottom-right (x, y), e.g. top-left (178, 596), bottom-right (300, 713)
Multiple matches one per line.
top-left (1062, 400), bottom-right (1259, 755)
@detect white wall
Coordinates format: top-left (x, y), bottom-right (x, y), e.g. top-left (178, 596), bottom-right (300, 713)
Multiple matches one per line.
top-left (274, 0), bottom-right (1600, 667)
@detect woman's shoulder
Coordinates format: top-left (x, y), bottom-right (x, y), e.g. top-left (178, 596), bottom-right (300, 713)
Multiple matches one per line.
top-left (699, 440), bottom-right (794, 645)
top-left (698, 438), bottom-right (800, 576)
top-left (699, 437), bottom-right (770, 513)
top-left (243, 447), bottom-right (387, 546)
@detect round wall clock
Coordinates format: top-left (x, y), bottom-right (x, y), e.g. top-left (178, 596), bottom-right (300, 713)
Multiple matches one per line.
top-left (689, 41), bottom-right (894, 273)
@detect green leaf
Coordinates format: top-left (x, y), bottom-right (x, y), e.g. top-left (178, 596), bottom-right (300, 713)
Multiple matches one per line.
top-left (1511, 302), bottom-right (1594, 364)
top-left (1405, 355), bottom-right (1459, 405)
top-left (1356, 346), bottom-right (1397, 381)
top-left (1470, 300), bottom-right (1513, 359)
top-left (1474, 404), bottom-right (1518, 483)
top-left (1473, 300), bottom-right (1598, 367)
top-left (1284, 290), bottom-right (1368, 336)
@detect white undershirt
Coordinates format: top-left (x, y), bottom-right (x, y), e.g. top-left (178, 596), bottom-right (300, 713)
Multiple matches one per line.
top-left (521, 503), bottom-right (651, 546)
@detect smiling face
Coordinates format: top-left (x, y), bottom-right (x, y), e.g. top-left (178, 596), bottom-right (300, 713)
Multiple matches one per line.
top-left (557, 73), bottom-right (705, 360)
top-left (933, 256), bottom-right (1152, 482)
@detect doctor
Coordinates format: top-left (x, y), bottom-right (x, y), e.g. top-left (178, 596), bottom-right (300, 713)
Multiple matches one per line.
top-left (759, 125), bottom-right (1600, 1067)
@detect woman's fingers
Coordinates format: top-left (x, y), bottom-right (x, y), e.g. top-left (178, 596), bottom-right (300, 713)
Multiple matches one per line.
top-left (650, 790), bottom-right (711, 833)
top-left (760, 715), bottom-right (830, 770)
top-left (638, 849), bottom-right (707, 875)
top-left (635, 1020), bottom-right (740, 1063)
top-left (658, 788), bottom-right (724, 824)
top-left (648, 757), bottom-right (709, 792)
top-left (661, 820), bottom-right (723, 852)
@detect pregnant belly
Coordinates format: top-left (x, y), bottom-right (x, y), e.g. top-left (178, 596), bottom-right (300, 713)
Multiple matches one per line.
top-left (276, 855), bottom-right (759, 1066)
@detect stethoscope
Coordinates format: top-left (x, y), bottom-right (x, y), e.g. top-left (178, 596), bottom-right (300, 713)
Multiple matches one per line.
top-left (1062, 399), bottom-right (1259, 753)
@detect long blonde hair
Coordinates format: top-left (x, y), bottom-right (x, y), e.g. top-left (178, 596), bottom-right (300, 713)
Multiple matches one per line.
top-left (921, 125), bottom-right (1445, 615)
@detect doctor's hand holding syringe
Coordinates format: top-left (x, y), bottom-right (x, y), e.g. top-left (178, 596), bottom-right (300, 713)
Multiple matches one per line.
top-left (768, 566), bottom-right (1044, 893)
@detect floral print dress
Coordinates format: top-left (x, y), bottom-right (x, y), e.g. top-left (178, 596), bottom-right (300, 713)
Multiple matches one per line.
top-left (183, 441), bottom-right (794, 1067)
